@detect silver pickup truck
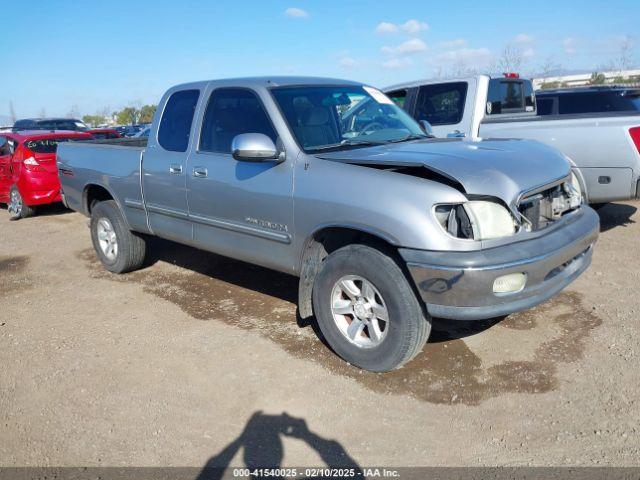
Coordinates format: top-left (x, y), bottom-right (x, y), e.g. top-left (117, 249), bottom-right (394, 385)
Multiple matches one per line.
top-left (384, 75), bottom-right (640, 204)
top-left (57, 77), bottom-right (599, 372)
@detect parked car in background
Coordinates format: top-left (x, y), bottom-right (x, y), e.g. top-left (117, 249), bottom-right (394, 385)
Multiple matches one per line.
top-left (384, 75), bottom-right (640, 204)
top-left (114, 125), bottom-right (144, 137)
top-left (13, 118), bottom-right (89, 132)
top-left (0, 130), bottom-right (93, 219)
top-left (87, 128), bottom-right (123, 140)
top-left (133, 126), bottom-right (150, 138)
top-left (57, 76), bottom-right (598, 372)
top-left (536, 86), bottom-right (640, 116)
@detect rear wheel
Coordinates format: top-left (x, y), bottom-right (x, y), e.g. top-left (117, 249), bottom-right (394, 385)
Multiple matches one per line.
top-left (312, 244), bottom-right (431, 372)
top-left (7, 186), bottom-right (35, 220)
top-left (90, 200), bottom-right (146, 273)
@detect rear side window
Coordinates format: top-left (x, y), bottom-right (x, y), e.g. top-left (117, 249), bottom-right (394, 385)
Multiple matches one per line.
top-left (199, 88), bottom-right (277, 153)
top-left (13, 120), bottom-right (35, 130)
top-left (415, 82), bottom-right (467, 126)
top-left (158, 89), bottom-right (200, 152)
top-left (557, 91), bottom-right (640, 114)
top-left (487, 79), bottom-right (532, 114)
top-left (387, 89), bottom-right (407, 109)
top-left (36, 120), bottom-right (87, 131)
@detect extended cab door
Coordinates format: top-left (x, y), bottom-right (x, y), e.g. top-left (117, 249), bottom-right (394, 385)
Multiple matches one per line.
top-left (185, 86), bottom-right (294, 273)
top-left (142, 88), bottom-right (201, 242)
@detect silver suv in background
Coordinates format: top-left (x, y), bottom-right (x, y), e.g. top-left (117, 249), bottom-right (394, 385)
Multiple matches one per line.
top-left (56, 77), bottom-right (599, 372)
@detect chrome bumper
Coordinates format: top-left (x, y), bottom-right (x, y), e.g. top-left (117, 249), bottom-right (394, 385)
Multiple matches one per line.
top-left (399, 207), bottom-right (600, 320)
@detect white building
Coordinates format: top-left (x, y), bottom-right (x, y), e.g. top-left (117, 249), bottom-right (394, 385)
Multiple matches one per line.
top-left (533, 68), bottom-right (640, 89)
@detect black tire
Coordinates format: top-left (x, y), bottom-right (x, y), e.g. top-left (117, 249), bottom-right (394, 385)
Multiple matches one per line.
top-left (90, 200), bottom-right (146, 273)
top-left (8, 186), bottom-right (35, 220)
top-left (312, 244), bottom-right (431, 372)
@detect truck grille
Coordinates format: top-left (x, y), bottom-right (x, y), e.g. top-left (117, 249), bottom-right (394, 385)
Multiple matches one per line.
top-left (518, 182), bottom-right (580, 231)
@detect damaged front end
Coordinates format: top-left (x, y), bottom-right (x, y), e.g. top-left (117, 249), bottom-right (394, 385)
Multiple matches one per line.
top-left (432, 174), bottom-right (583, 242)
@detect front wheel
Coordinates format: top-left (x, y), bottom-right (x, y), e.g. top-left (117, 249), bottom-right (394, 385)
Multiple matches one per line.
top-left (312, 244), bottom-right (431, 372)
top-left (90, 200), bottom-right (147, 273)
top-left (7, 186), bottom-right (35, 220)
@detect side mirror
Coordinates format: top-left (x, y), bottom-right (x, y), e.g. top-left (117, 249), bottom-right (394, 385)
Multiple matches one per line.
top-left (419, 120), bottom-right (435, 137)
top-left (232, 133), bottom-right (280, 162)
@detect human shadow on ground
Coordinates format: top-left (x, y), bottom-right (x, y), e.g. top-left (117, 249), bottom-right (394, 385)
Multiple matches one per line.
top-left (196, 411), bottom-right (362, 480)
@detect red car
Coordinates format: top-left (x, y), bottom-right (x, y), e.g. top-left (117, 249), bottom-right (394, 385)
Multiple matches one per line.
top-left (0, 130), bottom-right (93, 219)
top-left (86, 128), bottom-right (122, 140)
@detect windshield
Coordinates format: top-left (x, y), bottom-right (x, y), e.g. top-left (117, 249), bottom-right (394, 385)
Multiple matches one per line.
top-left (271, 85), bottom-right (425, 151)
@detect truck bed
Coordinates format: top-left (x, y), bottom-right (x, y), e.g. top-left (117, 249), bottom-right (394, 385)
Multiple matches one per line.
top-left (82, 137), bottom-right (148, 148)
top-left (480, 112), bottom-right (640, 202)
top-left (57, 139), bottom-right (148, 231)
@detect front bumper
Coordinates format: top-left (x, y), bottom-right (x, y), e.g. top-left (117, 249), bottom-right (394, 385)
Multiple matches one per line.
top-left (399, 206), bottom-right (599, 320)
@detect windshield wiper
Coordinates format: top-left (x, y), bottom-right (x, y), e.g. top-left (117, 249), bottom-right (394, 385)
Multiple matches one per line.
top-left (307, 138), bottom-right (387, 152)
top-left (387, 133), bottom-right (431, 143)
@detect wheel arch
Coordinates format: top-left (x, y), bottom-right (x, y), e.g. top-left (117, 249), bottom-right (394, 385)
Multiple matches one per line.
top-left (297, 224), bottom-right (401, 322)
top-left (83, 184), bottom-right (115, 215)
top-left (82, 184), bottom-right (132, 229)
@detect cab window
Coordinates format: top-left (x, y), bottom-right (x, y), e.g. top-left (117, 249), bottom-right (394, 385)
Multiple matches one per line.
top-left (415, 82), bottom-right (467, 126)
top-left (387, 89), bottom-right (407, 109)
top-left (158, 89), bottom-right (200, 152)
top-left (199, 88), bottom-right (277, 153)
top-left (487, 79), bottom-right (534, 114)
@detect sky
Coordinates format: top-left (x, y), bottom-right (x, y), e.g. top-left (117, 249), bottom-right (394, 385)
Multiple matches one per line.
top-left (1, 0), bottom-right (638, 120)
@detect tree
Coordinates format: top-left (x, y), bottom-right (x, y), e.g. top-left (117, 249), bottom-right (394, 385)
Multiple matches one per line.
top-left (116, 107), bottom-right (140, 125)
top-left (615, 38), bottom-right (634, 72)
top-left (67, 105), bottom-right (80, 119)
top-left (138, 104), bottom-right (157, 124)
top-left (82, 114), bottom-right (107, 127)
top-left (495, 44), bottom-right (524, 74)
top-left (590, 72), bottom-right (606, 85)
top-left (37, 108), bottom-right (47, 119)
top-left (538, 56), bottom-right (562, 79)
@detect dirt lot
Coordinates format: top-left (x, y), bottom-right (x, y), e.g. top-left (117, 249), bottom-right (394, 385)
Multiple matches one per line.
top-left (0, 202), bottom-right (639, 468)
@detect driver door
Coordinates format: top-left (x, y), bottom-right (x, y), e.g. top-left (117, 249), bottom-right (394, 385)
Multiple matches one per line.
top-left (186, 87), bottom-right (295, 272)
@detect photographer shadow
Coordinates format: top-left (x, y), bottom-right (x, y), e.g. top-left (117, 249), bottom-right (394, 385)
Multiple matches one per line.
top-left (197, 411), bottom-right (362, 480)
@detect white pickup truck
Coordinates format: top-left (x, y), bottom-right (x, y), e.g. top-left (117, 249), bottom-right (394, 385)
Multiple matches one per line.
top-left (384, 75), bottom-right (640, 204)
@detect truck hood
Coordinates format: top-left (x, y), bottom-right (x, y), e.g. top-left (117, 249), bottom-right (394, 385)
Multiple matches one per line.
top-left (317, 138), bottom-right (571, 206)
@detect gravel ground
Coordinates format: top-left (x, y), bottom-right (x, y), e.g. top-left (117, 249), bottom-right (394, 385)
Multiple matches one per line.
top-left (0, 202), bottom-right (638, 468)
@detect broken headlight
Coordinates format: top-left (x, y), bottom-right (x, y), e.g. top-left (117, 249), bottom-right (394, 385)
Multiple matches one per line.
top-left (434, 201), bottom-right (517, 240)
top-left (566, 172), bottom-right (583, 207)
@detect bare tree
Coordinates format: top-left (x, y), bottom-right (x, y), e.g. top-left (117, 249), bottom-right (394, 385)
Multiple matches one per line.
top-left (9, 102), bottom-right (17, 123)
top-left (38, 108), bottom-right (47, 119)
top-left (67, 105), bottom-right (80, 119)
top-left (539, 56), bottom-right (562, 78)
top-left (495, 44), bottom-right (524, 74)
top-left (616, 38), bottom-right (634, 72)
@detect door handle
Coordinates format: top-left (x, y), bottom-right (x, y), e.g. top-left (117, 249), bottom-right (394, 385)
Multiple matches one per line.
top-left (193, 167), bottom-right (208, 178)
top-left (169, 164), bottom-right (183, 174)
